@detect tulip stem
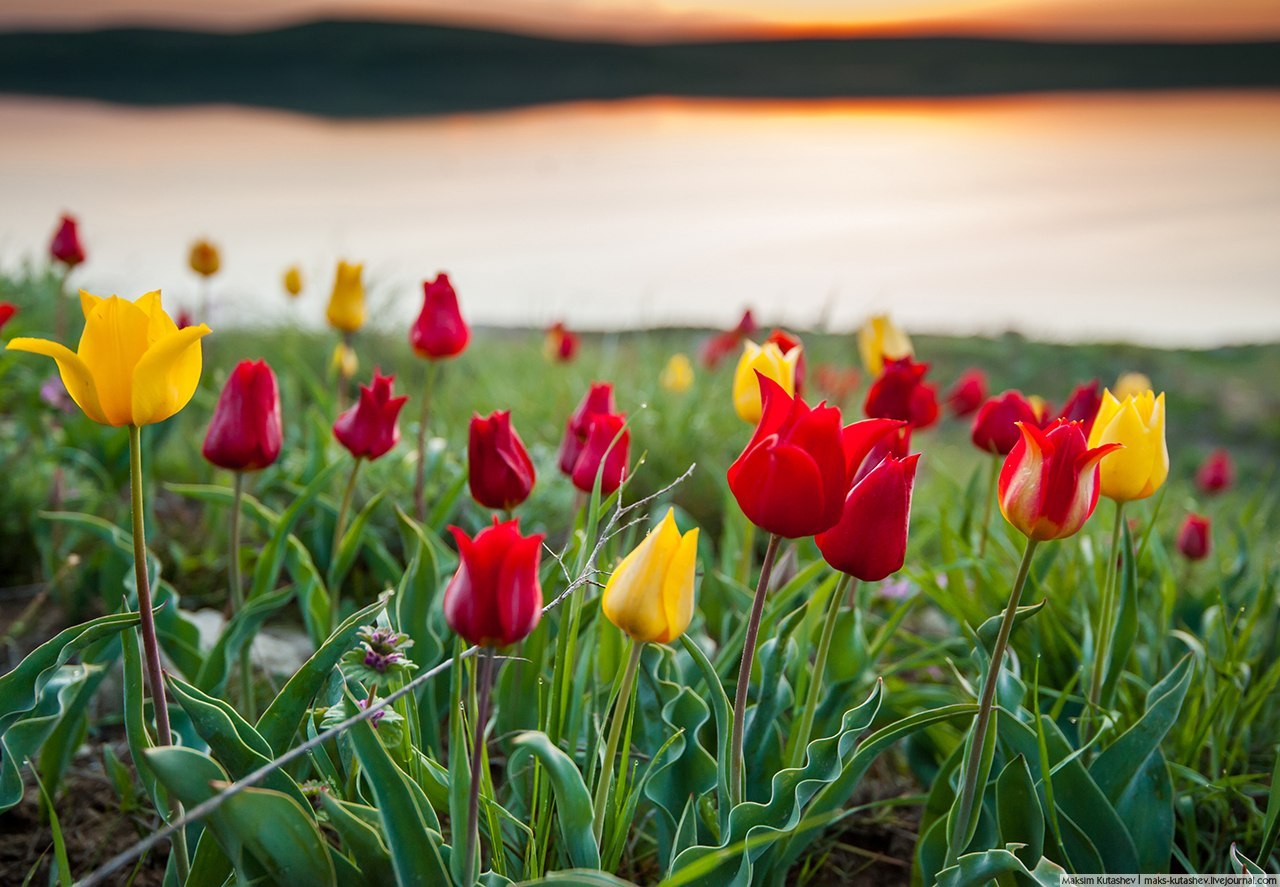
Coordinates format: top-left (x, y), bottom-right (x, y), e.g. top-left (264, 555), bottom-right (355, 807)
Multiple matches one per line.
top-left (730, 532), bottom-right (781, 808)
top-left (128, 425), bottom-right (189, 880)
top-left (946, 536), bottom-right (1039, 868)
top-left (978, 456), bottom-right (998, 557)
top-left (788, 574), bottom-right (852, 770)
top-left (592, 639), bottom-right (643, 841)
top-left (464, 648), bottom-right (496, 887)
top-left (414, 360), bottom-right (442, 523)
top-left (331, 457), bottom-right (362, 629)
top-left (230, 471), bottom-right (254, 720)
top-left (1086, 499), bottom-right (1126, 740)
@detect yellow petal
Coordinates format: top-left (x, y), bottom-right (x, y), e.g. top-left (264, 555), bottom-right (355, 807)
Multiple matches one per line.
top-left (658, 527), bottom-right (699, 644)
top-left (1087, 389), bottom-right (1122, 449)
top-left (6, 336), bottom-right (109, 424)
top-left (1096, 398), bottom-right (1155, 501)
top-left (601, 510), bottom-right (682, 642)
top-left (129, 324), bottom-right (210, 425)
top-left (134, 290), bottom-right (180, 341)
top-left (77, 296), bottom-right (154, 425)
top-left (78, 289), bottom-right (104, 320)
top-left (1146, 392), bottom-right (1169, 493)
top-left (733, 341), bottom-right (794, 423)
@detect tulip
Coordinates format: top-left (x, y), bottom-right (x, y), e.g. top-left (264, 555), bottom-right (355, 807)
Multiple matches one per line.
top-left (659, 353), bottom-right (694, 393)
top-left (1057, 379), bottom-right (1102, 435)
top-left (468, 411), bottom-right (536, 511)
top-left (0, 301), bottom-right (16, 334)
top-left (326, 260), bottom-right (366, 334)
top-left (331, 341), bottom-right (358, 381)
top-left (971, 390), bottom-right (1040, 456)
top-left (602, 508), bottom-right (699, 644)
top-left (545, 321), bottom-right (580, 363)
top-left (558, 382), bottom-right (618, 475)
top-left (570, 412), bottom-right (629, 495)
top-left (49, 214), bottom-right (85, 268)
top-left (998, 420), bottom-right (1121, 542)
top-left (174, 309), bottom-right (196, 330)
top-left (1113, 371), bottom-right (1152, 401)
top-left (410, 273), bottom-right (470, 359)
top-left (1028, 395), bottom-right (1051, 424)
top-left (864, 356), bottom-right (939, 430)
top-left (732, 339), bottom-right (800, 424)
top-left (1087, 389), bottom-right (1169, 502)
top-left (1176, 513), bottom-right (1211, 561)
top-left (333, 369), bottom-right (407, 461)
top-left (7, 290), bottom-right (210, 427)
top-left (1196, 448), bottom-right (1234, 495)
top-left (202, 360), bottom-right (282, 472)
top-left (944, 369), bottom-right (987, 417)
top-left (857, 314), bottom-right (913, 376)
top-left (189, 239), bottom-right (221, 278)
top-left (283, 265), bottom-right (303, 298)
top-left (700, 308), bottom-right (757, 368)
top-left (444, 518), bottom-right (545, 648)
top-left (816, 453), bottom-right (920, 582)
top-left (764, 328), bottom-right (805, 394)
top-left (727, 374), bottom-right (848, 539)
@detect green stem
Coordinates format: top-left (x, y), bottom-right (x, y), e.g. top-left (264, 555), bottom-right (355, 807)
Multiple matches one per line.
top-left (230, 471), bottom-right (254, 720)
top-left (592, 639), bottom-right (644, 841)
top-left (978, 455), bottom-right (998, 557)
top-left (413, 361), bottom-right (442, 523)
top-left (128, 426), bottom-right (189, 880)
top-left (331, 458), bottom-right (362, 632)
top-left (1086, 500), bottom-right (1126, 733)
top-left (464, 649), bottom-right (496, 887)
top-left (729, 532), bottom-right (781, 807)
top-left (788, 574), bottom-right (852, 769)
top-left (946, 536), bottom-right (1040, 868)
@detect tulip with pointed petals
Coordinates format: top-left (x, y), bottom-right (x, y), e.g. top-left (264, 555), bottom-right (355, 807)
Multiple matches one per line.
top-left (444, 518), bottom-right (545, 647)
top-left (50, 215), bottom-right (85, 268)
top-left (602, 509), bottom-right (699, 644)
top-left (1056, 380), bottom-right (1102, 434)
top-left (971, 390), bottom-right (1040, 456)
top-left (700, 308), bottom-right (757, 368)
top-left (1176, 513), bottom-right (1211, 561)
top-left (1196, 448), bottom-right (1234, 495)
top-left (557, 382), bottom-right (618, 475)
top-left (864, 356), bottom-right (939, 430)
top-left (283, 266), bottom-right (303, 298)
top-left (468, 411), bottom-right (536, 510)
top-left (998, 420), bottom-right (1122, 541)
top-left (545, 321), bottom-right (581, 363)
top-left (411, 273), bottom-right (470, 359)
top-left (732, 339), bottom-right (800, 424)
top-left (857, 314), bottom-right (913, 376)
top-left (944, 369), bottom-right (988, 417)
top-left (764, 328), bottom-right (805, 394)
top-left (817, 453), bottom-right (920, 581)
top-left (203, 360), bottom-right (283, 472)
top-left (1113, 372), bottom-right (1152, 401)
top-left (189, 240), bottom-right (221, 278)
top-left (0, 302), bottom-right (16, 334)
top-left (326, 260), bottom-right (366, 334)
top-left (1087, 389), bottom-right (1168, 502)
top-left (660, 353), bottom-right (694, 393)
top-left (333, 369), bottom-right (407, 461)
top-left (571, 412), bottom-right (629, 495)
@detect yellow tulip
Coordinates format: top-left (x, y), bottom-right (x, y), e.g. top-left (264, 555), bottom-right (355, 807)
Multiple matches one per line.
top-left (733, 340), bottom-right (800, 423)
top-left (283, 265), bottom-right (303, 298)
top-left (1087, 388), bottom-right (1169, 501)
top-left (326, 260), bottom-right (365, 333)
top-left (189, 239), bottom-right (221, 278)
top-left (602, 509), bottom-right (699, 644)
top-left (331, 341), bottom-right (359, 381)
top-left (660, 353), bottom-right (694, 393)
top-left (1113, 372), bottom-right (1153, 401)
top-left (7, 290), bottom-right (210, 427)
top-left (857, 314), bottom-right (913, 376)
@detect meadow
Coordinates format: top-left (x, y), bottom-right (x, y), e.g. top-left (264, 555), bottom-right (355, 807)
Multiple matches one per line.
top-left (1, 259), bottom-right (1278, 886)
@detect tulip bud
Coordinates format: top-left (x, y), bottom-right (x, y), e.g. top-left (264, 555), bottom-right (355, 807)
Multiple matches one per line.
top-left (189, 240), bottom-right (221, 278)
top-left (558, 382), bottom-right (618, 475)
top-left (864, 357), bottom-right (939, 430)
top-left (1086, 389), bottom-right (1168, 502)
top-left (331, 342), bottom-right (358, 381)
top-left (1196, 449), bottom-right (1234, 495)
top-left (411, 273), bottom-right (470, 359)
top-left (283, 265), bottom-right (303, 298)
top-left (0, 302), bottom-right (17, 335)
top-left (444, 518), bottom-right (545, 647)
top-left (602, 509), bottom-right (699, 644)
top-left (1175, 513), bottom-right (1211, 561)
top-left (571, 412), bottom-right (629, 495)
top-left (944, 369), bottom-right (987, 417)
top-left (333, 369), bottom-right (407, 461)
top-left (732, 339), bottom-right (800, 424)
top-left (971, 390), bottom-right (1040, 456)
top-left (816, 453), bottom-right (920, 581)
top-left (545, 321), bottom-right (580, 363)
top-left (202, 360), bottom-right (282, 472)
top-left (49, 214), bottom-right (85, 268)
top-left (857, 314), bottom-right (913, 377)
top-left (1113, 372), bottom-right (1153, 401)
top-left (660, 353), bottom-right (694, 393)
top-left (1057, 380), bottom-right (1102, 435)
top-left (326, 260), bottom-right (366, 334)
top-left (763, 328), bottom-right (805, 394)
top-left (468, 411), bottom-right (536, 510)
top-left (998, 420), bottom-right (1121, 541)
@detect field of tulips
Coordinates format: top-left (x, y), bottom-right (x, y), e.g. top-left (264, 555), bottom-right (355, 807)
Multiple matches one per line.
top-left (1, 223), bottom-right (1279, 887)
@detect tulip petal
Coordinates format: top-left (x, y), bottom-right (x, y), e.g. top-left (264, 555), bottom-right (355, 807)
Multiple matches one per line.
top-left (5, 336), bottom-right (109, 424)
top-left (130, 323), bottom-right (211, 426)
top-left (78, 289), bottom-right (104, 320)
top-left (78, 296), bottom-right (155, 425)
top-left (658, 528), bottom-right (699, 643)
top-left (602, 512), bottom-right (680, 643)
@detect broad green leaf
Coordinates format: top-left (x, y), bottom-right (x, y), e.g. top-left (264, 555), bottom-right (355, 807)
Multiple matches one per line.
top-left (515, 873), bottom-right (640, 886)
top-left (511, 731), bottom-right (602, 870)
top-left (935, 847), bottom-right (1065, 887)
top-left (679, 635), bottom-right (733, 834)
top-left (1, 666), bottom-right (93, 813)
top-left (320, 795), bottom-right (396, 886)
top-left (194, 585), bottom-right (295, 695)
top-left (996, 755), bottom-right (1044, 865)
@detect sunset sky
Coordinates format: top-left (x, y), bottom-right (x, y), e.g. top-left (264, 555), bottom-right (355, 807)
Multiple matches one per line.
top-left (2, 0), bottom-right (1278, 41)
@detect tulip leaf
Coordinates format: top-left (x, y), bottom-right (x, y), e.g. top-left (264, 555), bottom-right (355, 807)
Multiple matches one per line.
top-left (0, 665), bottom-right (95, 813)
top-left (1230, 843), bottom-right (1268, 876)
top-left (515, 873), bottom-right (640, 886)
top-left (511, 731), bottom-right (602, 870)
top-left (250, 459), bottom-right (345, 602)
top-left (329, 490), bottom-right (386, 589)
top-left (194, 584), bottom-right (295, 695)
top-left (679, 635), bottom-right (733, 834)
top-left (995, 755), bottom-right (1044, 865)
top-left (934, 847), bottom-right (1066, 887)
top-left (976, 599), bottom-right (1046, 650)
top-left (320, 795), bottom-right (397, 886)
top-left (1100, 520), bottom-right (1139, 708)
top-left (36, 637), bottom-right (118, 802)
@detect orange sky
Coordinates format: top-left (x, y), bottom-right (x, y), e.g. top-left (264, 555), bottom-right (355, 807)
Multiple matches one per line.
top-left (2, 0), bottom-right (1278, 41)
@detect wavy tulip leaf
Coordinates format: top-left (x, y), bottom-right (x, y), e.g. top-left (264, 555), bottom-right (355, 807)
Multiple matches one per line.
top-left (515, 873), bottom-right (640, 886)
top-left (36, 637), bottom-right (117, 801)
top-left (679, 635), bottom-right (733, 835)
top-left (935, 847), bottom-right (1065, 887)
top-left (320, 795), bottom-right (397, 886)
top-left (511, 731), bottom-right (602, 870)
top-left (0, 665), bottom-right (95, 812)
top-left (1230, 843), bottom-right (1268, 875)
top-left (215, 781), bottom-right (338, 887)
top-left (194, 585), bottom-right (295, 695)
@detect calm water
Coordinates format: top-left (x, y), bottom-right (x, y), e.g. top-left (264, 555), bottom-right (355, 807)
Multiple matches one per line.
top-left (0, 92), bottom-right (1278, 346)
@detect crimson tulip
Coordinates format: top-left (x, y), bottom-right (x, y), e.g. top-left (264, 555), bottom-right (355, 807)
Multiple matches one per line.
top-left (971, 390), bottom-right (1040, 456)
top-left (864, 357), bottom-right (939, 430)
top-left (469, 411), bottom-right (536, 510)
top-left (444, 518), bottom-right (545, 647)
top-left (50, 214), bottom-right (85, 268)
top-left (1196, 449), bottom-right (1234, 495)
top-left (700, 308), bottom-right (758, 368)
top-left (944, 369), bottom-right (987, 417)
top-left (998, 419), bottom-right (1121, 541)
top-left (0, 302), bottom-right (16, 334)
top-left (202, 360), bottom-right (283, 472)
top-left (570, 412), bottom-right (629, 495)
top-left (558, 382), bottom-right (618, 475)
top-left (764, 328), bottom-right (805, 394)
top-left (545, 321), bottom-right (580, 363)
top-left (1056, 380), bottom-right (1102, 434)
top-left (333, 369), bottom-right (408, 461)
top-left (1175, 513), bottom-right (1211, 561)
top-left (817, 453), bottom-right (920, 581)
top-left (410, 273), bottom-right (469, 359)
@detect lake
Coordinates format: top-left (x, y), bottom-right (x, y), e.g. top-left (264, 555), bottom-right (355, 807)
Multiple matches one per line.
top-left (0, 91), bottom-right (1277, 346)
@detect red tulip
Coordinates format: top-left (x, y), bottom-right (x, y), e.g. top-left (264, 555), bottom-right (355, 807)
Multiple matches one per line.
top-left (175, 309), bottom-right (195, 330)
top-left (817, 453), bottom-right (920, 581)
top-left (864, 357), bottom-right (939, 430)
top-left (469, 411), bottom-right (536, 510)
top-left (570, 412), bottom-right (629, 495)
top-left (1056, 380), bottom-right (1103, 435)
top-left (700, 308), bottom-right (758, 368)
top-left (545, 321), bottom-right (581, 363)
top-left (944, 369), bottom-right (987, 417)
top-left (0, 301), bottom-right (16, 334)
top-left (727, 374), bottom-right (849, 539)
top-left (1196, 449), bottom-right (1234, 495)
top-left (1175, 513), bottom-right (1211, 561)
top-left (410, 273), bottom-right (469, 359)
top-left (202, 360), bottom-right (283, 472)
top-left (971, 390), bottom-right (1040, 456)
top-left (998, 420), bottom-right (1122, 541)
top-left (49, 214), bottom-right (85, 268)
top-left (333, 369), bottom-right (408, 461)
top-left (444, 518), bottom-right (545, 647)
top-left (764, 328), bottom-right (805, 394)
top-left (557, 382), bottom-right (618, 475)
